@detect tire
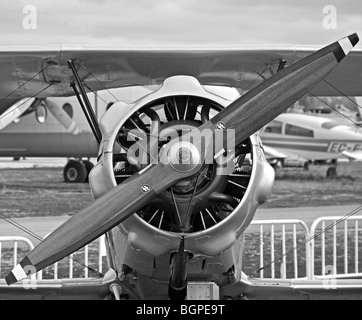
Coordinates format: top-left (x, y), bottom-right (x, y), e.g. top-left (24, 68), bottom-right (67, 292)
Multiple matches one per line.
top-left (303, 162), bottom-right (310, 171)
top-left (63, 160), bottom-right (88, 183)
top-left (326, 166), bottom-right (337, 179)
top-left (82, 160), bottom-right (94, 182)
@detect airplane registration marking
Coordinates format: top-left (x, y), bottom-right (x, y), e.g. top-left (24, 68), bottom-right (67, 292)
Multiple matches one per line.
top-left (327, 142), bottom-right (362, 153)
top-left (228, 180), bottom-right (247, 190)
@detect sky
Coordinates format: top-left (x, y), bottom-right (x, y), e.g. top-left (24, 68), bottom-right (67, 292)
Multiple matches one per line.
top-left (1, 0), bottom-right (362, 48)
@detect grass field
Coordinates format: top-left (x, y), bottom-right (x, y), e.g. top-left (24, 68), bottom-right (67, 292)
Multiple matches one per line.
top-left (0, 161), bottom-right (362, 280)
top-left (0, 161), bottom-right (362, 217)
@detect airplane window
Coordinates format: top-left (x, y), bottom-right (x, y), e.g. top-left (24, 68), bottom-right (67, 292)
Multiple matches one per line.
top-left (62, 103), bottom-right (73, 118)
top-left (264, 120), bottom-right (282, 134)
top-left (35, 104), bottom-right (47, 123)
top-left (285, 124), bottom-right (313, 137)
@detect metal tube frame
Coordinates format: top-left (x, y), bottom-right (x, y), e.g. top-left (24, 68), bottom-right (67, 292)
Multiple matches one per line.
top-left (67, 60), bottom-right (102, 144)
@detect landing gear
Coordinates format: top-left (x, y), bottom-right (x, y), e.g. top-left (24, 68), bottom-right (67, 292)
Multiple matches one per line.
top-left (326, 159), bottom-right (338, 178)
top-left (326, 166), bottom-right (337, 178)
top-left (63, 159), bottom-right (94, 183)
top-left (303, 161), bottom-right (310, 171)
top-left (82, 160), bottom-right (94, 182)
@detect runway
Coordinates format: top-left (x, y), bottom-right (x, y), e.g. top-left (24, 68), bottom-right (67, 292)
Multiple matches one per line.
top-left (0, 157), bottom-right (97, 169)
top-left (0, 157), bottom-right (67, 168)
top-left (0, 205), bottom-right (360, 246)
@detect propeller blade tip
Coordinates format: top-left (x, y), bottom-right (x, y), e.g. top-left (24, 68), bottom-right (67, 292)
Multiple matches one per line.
top-left (5, 257), bottom-right (35, 285)
top-left (348, 33), bottom-right (359, 47)
top-left (333, 33), bottom-right (359, 63)
top-left (5, 264), bottom-right (27, 285)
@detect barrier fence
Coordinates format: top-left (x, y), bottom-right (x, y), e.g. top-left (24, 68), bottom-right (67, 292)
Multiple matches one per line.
top-left (245, 219), bottom-right (311, 279)
top-left (0, 235), bottom-right (106, 280)
top-left (310, 215), bottom-right (362, 279)
top-left (0, 217), bottom-right (362, 280)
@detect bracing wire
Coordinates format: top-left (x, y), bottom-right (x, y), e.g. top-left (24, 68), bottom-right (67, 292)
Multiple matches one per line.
top-left (0, 84), bottom-right (53, 122)
top-left (239, 59), bottom-right (278, 96)
top-left (0, 64), bottom-right (50, 106)
top-left (308, 92), bottom-right (362, 127)
top-left (77, 62), bottom-right (120, 102)
top-left (322, 79), bottom-right (362, 115)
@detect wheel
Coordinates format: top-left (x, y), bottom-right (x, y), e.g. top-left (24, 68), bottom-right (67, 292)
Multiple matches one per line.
top-left (82, 160), bottom-right (94, 182)
top-left (326, 166), bottom-right (337, 178)
top-left (63, 160), bottom-right (88, 183)
top-left (303, 161), bottom-right (310, 171)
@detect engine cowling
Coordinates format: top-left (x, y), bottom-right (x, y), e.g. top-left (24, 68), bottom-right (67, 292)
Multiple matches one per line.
top-left (89, 75), bottom-right (274, 258)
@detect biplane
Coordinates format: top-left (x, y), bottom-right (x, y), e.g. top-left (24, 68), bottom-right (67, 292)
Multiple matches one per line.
top-left (1, 33), bottom-right (362, 300)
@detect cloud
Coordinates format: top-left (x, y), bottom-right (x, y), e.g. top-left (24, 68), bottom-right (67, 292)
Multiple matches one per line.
top-left (0, 0), bottom-right (361, 48)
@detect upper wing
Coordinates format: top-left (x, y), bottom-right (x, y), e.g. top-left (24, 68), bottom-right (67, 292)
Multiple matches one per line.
top-left (1, 44), bottom-right (361, 100)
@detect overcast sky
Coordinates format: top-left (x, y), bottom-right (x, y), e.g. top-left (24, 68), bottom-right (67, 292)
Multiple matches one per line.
top-left (1, 0), bottom-right (362, 48)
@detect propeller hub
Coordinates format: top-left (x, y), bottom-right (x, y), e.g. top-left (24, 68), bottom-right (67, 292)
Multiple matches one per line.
top-left (168, 141), bottom-right (201, 173)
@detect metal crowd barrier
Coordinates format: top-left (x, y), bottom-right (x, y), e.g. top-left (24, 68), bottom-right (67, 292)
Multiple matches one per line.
top-left (310, 215), bottom-right (362, 279)
top-left (1, 217), bottom-right (362, 281)
top-left (0, 235), bottom-right (106, 280)
top-left (0, 236), bottom-right (35, 280)
top-left (246, 219), bottom-right (311, 279)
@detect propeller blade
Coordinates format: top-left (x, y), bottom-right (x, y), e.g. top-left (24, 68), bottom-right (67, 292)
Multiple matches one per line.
top-left (0, 98), bottom-right (34, 130)
top-left (44, 99), bottom-right (80, 134)
top-left (202, 33), bottom-right (359, 148)
top-left (6, 162), bottom-right (185, 285)
top-left (6, 33), bottom-right (358, 284)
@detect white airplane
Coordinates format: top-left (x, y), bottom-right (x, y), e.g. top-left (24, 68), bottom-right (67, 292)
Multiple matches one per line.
top-left (2, 87), bottom-right (361, 182)
top-left (0, 87), bottom-right (157, 182)
top-left (260, 112), bottom-right (362, 175)
top-left (0, 34), bottom-right (362, 301)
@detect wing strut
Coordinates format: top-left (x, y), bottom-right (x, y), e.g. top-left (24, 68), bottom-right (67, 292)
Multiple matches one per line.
top-left (68, 60), bottom-right (102, 144)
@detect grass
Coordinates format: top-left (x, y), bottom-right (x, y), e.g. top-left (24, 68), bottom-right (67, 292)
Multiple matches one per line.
top-left (0, 241), bottom-right (108, 279)
top-left (242, 230), bottom-right (362, 279)
top-left (1, 162), bottom-right (362, 280)
top-left (0, 161), bottom-right (362, 217)
top-left (263, 161), bottom-right (362, 208)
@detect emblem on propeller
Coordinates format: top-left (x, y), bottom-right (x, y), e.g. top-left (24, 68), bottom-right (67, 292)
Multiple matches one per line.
top-left (141, 185), bottom-right (151, 193)
top-left (216, 122), bottom-right (226, 130)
